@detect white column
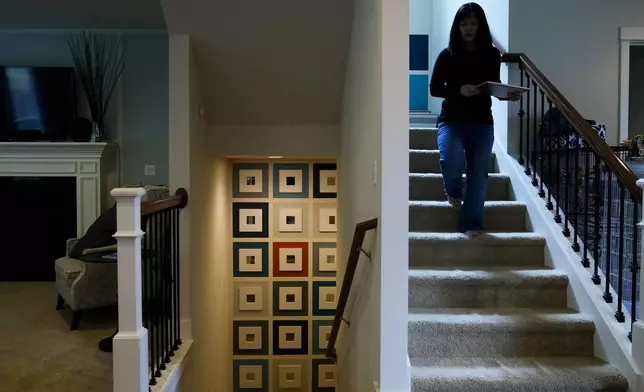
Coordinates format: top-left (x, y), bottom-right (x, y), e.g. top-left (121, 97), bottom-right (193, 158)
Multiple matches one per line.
top-left (633, 180), bottom-right (644, 370)
top-left (111, 187), bottom-right (149, 392)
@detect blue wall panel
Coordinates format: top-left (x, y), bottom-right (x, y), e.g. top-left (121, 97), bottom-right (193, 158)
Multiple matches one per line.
top-left (409, 34), bottom-right (429, 71)
top-left (410, 74), bottom-right (429, 111)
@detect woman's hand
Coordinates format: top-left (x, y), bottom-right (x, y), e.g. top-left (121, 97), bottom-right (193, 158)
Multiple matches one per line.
top-left (460, 84), bottom-right (480, 98)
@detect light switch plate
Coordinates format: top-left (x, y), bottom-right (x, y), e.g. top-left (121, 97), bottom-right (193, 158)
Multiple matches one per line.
top-left (145, 165), bottom-right (156, 176)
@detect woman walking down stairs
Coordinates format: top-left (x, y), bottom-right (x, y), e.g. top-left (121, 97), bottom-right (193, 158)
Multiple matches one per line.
top-left (407, 128), bottom-right (629, 392)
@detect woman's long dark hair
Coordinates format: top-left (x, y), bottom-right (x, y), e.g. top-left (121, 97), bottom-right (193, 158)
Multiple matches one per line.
top-left (448, 2), bottom-right (493, 53)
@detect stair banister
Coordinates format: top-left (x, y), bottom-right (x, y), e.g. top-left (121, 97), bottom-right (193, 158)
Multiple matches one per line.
top-left (111, 187), bottom-right (149, 392)
top-left (635, 180), bottom-right (644, 372)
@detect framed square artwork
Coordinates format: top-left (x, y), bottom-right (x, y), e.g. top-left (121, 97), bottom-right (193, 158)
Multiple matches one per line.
top-left (233, 202), bottom-right (269, 238)
top-left (318, 207), bottom-right (337, 233)
top-left (233, 242), bottom-right (269, 278)
top-left (233, 163), bottom-right (269, 198)
top-left (234, 282), bottom-right (269, 317)
top-left (272, 242), bottom-right (309, 278)
top-left (312, 359), bottom-right (336, 391)
top-left (233, 359), bottom-right (268, 392)
top-left (312, 320), bottom-right (334, 355)
top-left (271, 359), bottom-right (310, 391)
top-left (273, 163), bottom-right (310, 198)
top-left (278, 207), bottom-right (303, 233)
top-left (233, 321), bottom-right (269, 355)
top-left (272, 320), bottom-right (308, 355)
top-left (312, 242), bottom-right (337, 277)
top-left (313, 281), bottom-right (337, 316)
top-left (272, 281), bottom-right (308, 317)
top-left (313, 163), bottom-right (337, 198)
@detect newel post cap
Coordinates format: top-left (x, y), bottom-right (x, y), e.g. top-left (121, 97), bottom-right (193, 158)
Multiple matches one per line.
top-left (111, 187), bottom-right (146, 198)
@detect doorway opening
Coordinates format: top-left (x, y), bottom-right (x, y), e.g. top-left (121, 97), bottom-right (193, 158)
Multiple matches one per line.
top-left (618, 27), bottom-right (644, 142)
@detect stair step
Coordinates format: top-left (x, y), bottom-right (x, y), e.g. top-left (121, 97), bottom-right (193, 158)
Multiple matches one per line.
top-left (410, 128), bottom-right (438, 150)
top-left (409, 268), bottom-right (568, 308)
top-left (409, 173), bottom-right (510, 201)
top-left (409, 150), bottom-right (497, 174)
top-left (409, 201), bottom-right (527, 232)
top-left (409, 232), bottom-right (546, 268)
top-left (411, 356), bottom-right (628, 392)
top-left (408, 308), bottom-right (595, 358)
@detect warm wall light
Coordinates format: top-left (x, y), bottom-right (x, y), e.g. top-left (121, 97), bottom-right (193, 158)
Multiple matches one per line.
top-left (268, 156), bottom-right (283, 159)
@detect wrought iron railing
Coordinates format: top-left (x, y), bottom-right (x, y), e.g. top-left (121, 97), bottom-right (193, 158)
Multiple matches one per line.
top-left (503, 53), bottom-right (641, 339)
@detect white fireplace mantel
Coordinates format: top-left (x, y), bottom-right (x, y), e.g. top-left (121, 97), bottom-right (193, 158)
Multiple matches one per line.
top-left (0, 142), bottom-right (110, 237)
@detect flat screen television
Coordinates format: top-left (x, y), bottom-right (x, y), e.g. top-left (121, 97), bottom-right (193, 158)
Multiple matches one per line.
top-left (0, 66), bottom-right (77, 142)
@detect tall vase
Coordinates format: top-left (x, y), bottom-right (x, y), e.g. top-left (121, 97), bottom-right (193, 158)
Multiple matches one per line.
top-left (90, 121), bottom-right (103, 142)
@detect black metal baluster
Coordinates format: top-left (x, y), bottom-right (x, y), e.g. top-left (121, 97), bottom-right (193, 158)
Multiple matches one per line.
top-left (156, 212), bottom-right (166, 373)
top-left (629, 201), bottom-right (640, 341)
top-left (581, 148), bottom-right (591, 267)
top-left (167, 209), bottom-right (175, 359)
top-left (531, 81), bottom-right (538, 186)
top-left (518, 66), bottom-right (525, 165)
top-left (538, 90), bottom-right (546, 198)
top-left (615, 186), bottom-right (626, 322)
top-left (592, 155), bottom-right (602, 285)
top-left (525, 74), bottom-right (532, 176)
top-left (545, 100), bottom-right (554, 210)
top-left (149, 213), bottom-right (158, 385)
top-left (572, 131), bottom-right (581, 251)
top-left (603, 171), bottom-right (613, 303)
top-left (163, 210), bottom-right (170, 364)
top-left (562, 121), bottom-right (571, 237)
top-left (553, 110), bottom-right (562, 223)
top-left (172, 208), bottom-right (178, 351)
top-left (174, 208), bottom-right (182, 348)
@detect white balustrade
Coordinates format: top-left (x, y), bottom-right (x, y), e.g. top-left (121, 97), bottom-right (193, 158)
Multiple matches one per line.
top-left (111, 187), bottom-right (149, 392)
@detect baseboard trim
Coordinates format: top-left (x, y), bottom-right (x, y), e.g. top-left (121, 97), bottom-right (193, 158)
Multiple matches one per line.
top-left (493, 141), bottom-right (643, 390)
top-left (151, 340), bottom-right (193, 392)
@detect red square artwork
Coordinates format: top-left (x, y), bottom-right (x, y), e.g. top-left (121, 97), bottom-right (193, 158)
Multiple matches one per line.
top-left (272, 242), bottom-right (309, 278)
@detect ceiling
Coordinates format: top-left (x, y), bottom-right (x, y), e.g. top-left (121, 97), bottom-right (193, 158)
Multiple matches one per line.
top-left (0, 0), bottom-right (166, 29)
top-left (162, 0), bottom-right (354, 126)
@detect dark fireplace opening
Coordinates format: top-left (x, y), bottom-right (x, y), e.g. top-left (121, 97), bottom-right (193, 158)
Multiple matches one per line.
top-left (1, 177), bottom-right (77, 282)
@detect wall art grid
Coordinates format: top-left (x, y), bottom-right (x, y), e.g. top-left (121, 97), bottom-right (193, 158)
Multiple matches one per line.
top-left (231, 160), bottom-right (338, 392)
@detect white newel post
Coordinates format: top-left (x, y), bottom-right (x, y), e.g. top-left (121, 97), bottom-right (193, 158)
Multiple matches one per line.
top-left (634, 180), bottom-right (644, 371)
top-left (111, 187), bottom-right (149, 392)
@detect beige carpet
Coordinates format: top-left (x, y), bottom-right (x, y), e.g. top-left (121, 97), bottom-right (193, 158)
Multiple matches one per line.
top-left (407, 128), bottom-right (628, 391)
top-left (0, 283), bottom-right (115, 392)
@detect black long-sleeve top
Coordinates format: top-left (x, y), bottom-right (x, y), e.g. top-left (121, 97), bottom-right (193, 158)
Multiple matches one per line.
top-left (430, 46), bottom-right (502, 125)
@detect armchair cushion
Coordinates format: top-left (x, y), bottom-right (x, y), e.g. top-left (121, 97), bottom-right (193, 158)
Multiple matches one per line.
top-left (69, 204), bottom-right (117, 258)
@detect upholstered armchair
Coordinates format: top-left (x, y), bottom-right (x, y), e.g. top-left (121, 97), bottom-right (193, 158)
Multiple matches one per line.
top-left (54, 239), bottom-right (118, 330)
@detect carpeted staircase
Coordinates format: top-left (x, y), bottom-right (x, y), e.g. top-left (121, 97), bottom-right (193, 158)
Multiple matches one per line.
top-left (408, 128), bottom-right (629, 392)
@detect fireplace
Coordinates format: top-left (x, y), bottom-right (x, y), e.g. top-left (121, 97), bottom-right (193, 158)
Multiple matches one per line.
top-left (1, 177), bottom-right (77, 281)
top-left (0, 142), bottom-right (111, 282)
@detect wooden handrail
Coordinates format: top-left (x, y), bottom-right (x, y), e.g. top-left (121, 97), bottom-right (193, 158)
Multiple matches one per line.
top-left (141, 188), bottom-right (189, 216)
top-left (502, 53), bottom-right (642, 204)
top-left (325, 218), bottom-right (378, 360)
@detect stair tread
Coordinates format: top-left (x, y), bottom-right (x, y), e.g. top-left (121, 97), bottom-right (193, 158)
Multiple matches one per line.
top-left (410, 200), bottom-right (524, 208)
top-left (411, 356), bottom-right (627, 391)
top-left (409, 232), bottom-right (545, 244)
top-left (409, 172), bottom-right (509, 179)
top-left (409, 308), bottom-right (594, 331)
top-left (409, 268), bottom-right (568, 286)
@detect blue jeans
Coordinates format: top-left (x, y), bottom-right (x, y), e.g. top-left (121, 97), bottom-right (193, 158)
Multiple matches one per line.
top-left (437, 122), bottom-right (494, 232)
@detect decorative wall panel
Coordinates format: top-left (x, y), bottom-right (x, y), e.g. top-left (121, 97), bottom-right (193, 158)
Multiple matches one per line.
top-left (231, 160), bottom-right (337, 392)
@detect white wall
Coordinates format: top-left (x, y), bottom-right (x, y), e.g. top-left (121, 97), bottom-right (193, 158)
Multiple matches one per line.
top-left (509, 0), bottom-right (644, 145)
top-left (170, 35), bottom-right (233, 392)
top-left (629, 46), bottom-right (644, 138)
top-left (207, 124), bottom-right (340, 157)
top-left (337, 0), bottom-right (409, 391)
top-left (430, 0), bottom-right (509, 146)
